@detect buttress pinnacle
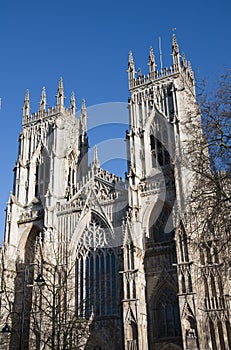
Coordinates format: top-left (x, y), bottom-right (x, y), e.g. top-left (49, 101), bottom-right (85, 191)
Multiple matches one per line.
top-left (148, 46), bottom-right (156, 73)
top-left (92, 145), bottom-right (100, 169)
top-left (70, 91), bottom-right (76, 114)
top-left (56, 77), bottom-right (65, 108)
top-left (172, 34), bottom-right (180, 71)
top-left (128, 51), bottom-right (135, 72)
top-left (39, 87), bottom-right (46, 113)
top-left (23, 89), bottom-right (30, 118)
top-left (81, 99), bottom-right (87, 133)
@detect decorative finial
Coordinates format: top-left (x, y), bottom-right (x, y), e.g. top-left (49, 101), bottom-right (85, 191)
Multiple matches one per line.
top-left (188, 61), bottom-right (194, 80)
top-left (128, 51), bottom-right (135, 71)
top-left (59, 76), bottom-right (63, 90)
top-left (56, 77), bottom-right (65, 108)
top-left (172, 34), bottom-right (180, 72)
top-left (81, 98), bottom-right (86, 113)
top-left (92, 145), bottom-right (100, 169)
top-left (70, 91), bottom-right (76, 114)
top-left (81, 99), bottom-right (87, 133)
top-left (148, 46), bottom-right (156, 73)
top-left (39, 87), bottom-right (46, 113)
top-left (23, 89), bottom-right (30, 118)
top-left (127, 51), bottom-right (136, 82)
top-left (181, 53), bottom-right (187, 69)
top-left (172, 34), bottom-right (179, 53)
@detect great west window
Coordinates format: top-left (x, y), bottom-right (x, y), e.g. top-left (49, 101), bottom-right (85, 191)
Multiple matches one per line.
top-left (75, 215), bottom-right (119, 317)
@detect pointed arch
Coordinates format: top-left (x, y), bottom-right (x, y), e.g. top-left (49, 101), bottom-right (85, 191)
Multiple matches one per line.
top-left (127, 320), bottom-right (138, 349)
top-left (65, 149), bottom-right (78, 200)
top-left (148, 202), bottom-right (175, 244)
top-left (31, 144), bottom-right (50, 199)
top-left (12, 224), bottom-right (44, 350)
top-left (74, 212), bottom-right (119, 318)
top-left (17, 222), bottom-right (44, 262)
top-left (70, 208), bottom-right (114, 256)
top-left (146, 107), bottom-right (174, 168)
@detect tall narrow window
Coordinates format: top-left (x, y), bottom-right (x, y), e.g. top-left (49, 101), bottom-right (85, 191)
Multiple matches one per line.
top-left (75, 215), bottom-right (118, 317)
top-left (157, 287), bottom-right (181, 338)
top-left (35, 148), bottom-right (50, 198)
top-left (150, 132), bottom-right (171, 168)
top-left (150, 206), bottom-right (174, 243)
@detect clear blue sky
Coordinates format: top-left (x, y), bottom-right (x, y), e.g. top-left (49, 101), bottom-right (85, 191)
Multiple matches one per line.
top-left (0, 0), bottom-right (230, 242)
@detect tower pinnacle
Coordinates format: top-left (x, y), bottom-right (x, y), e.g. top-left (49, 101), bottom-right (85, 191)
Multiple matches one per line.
top-left (81, 99), bottom-right (87, 133)
top-left (23, 89), bottom-right (30, 118)
top-left (148, 46), bottom-right (156, 73)
top-left (127, 51), bottom-right (135, 80)
top-left (92, 145), bottom-right (100, 169)
top-left (172, 34), bottom-right (180, 72)
top-left (39, 87), bottom-right (46, 114)
top-left (56, 77), bottom-right (65, 108)
top-left (70, 91), bottom-right (76, 115)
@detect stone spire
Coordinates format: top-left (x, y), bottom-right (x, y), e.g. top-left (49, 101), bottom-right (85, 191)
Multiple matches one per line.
top-left (56, 77), bottom-right (65, 108)
top-left (23, 89), bottom-right (30, 118)
top-left (181, 52), bottom-right (187, 69)
top-left (81, 99), bottom-right (87, 133)
top-left (172, 34), bottom-right (180, 72)
top-left (127, 51), bottom-right (135, 80)
top-left (92, 145), bottom-right (100, 169)
top-left (148, 46), bottom-right (156, 73)
top-left (188, 61), bottom-right (194, 81)
top-left (39, 87), bottom-right (46, 114)
top-left (70, 91), bottom-right (76, 115)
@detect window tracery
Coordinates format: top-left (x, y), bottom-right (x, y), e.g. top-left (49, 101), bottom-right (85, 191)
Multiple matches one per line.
top-left (75, 215), bottom-right (117, 318)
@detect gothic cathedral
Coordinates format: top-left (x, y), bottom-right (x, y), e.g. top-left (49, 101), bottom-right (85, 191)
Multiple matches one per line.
top-left (0, 35), bottom-right (230, 350)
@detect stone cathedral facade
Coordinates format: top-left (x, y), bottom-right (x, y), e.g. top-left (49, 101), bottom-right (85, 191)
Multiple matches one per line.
top-left (0, 35), bottom-right (230, 350)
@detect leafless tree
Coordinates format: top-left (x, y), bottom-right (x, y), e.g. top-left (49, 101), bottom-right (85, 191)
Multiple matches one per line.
top-left (0, 236), bottom-right (93, 350)
top-left (183, 68), bottom-right (231, 262)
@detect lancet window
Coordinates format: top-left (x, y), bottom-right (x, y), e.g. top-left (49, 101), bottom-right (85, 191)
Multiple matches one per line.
top-left (35, 148), bottom-right (50, 198)
top-left (150, 116), bottom-right (172, 168)
top-left (66, 152), bottom-right (77, 199)
top-left (150, 206), bottom-right (175, 243)
top-left (156, 287), bottom-right (181, 338)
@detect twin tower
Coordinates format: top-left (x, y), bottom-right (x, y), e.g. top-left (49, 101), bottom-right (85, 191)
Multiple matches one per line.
top-left (1, 35), bottom-right (230, 350)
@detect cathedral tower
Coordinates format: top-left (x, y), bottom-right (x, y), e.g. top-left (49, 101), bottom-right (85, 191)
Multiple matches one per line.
top-left (122, 35), bottom-right (198, 350)
top-left (0, 36), bottom-right (231, 350)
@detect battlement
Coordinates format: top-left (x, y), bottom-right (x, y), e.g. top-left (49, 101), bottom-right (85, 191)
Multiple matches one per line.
top-left (129, 65), bottom-right (177, 89)
top-left (22, 77), bottom-right (87, 129)
top-left (128, 35), bottom-right (194, 91)
top-left (129, 60), bottom-right (194, 91)
top-left (22, 105), bottom-right (76, 126)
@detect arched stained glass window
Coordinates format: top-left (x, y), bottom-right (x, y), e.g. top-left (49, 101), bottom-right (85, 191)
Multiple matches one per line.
top-left (75, 215), bottom-right (118, 317)
top-left (157, 287), bottom-right (181, 338)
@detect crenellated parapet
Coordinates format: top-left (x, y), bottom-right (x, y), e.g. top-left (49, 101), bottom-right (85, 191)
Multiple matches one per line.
top-left (22, 77), bottom-right (86, 128)
top-left (128, 34), bottom-right (195, 91)
top-left (22, 105), bottom-right (77, 126)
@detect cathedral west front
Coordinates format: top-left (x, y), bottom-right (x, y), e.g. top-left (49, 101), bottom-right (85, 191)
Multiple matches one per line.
top-left (0, 35), bottom-right (230, 350)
